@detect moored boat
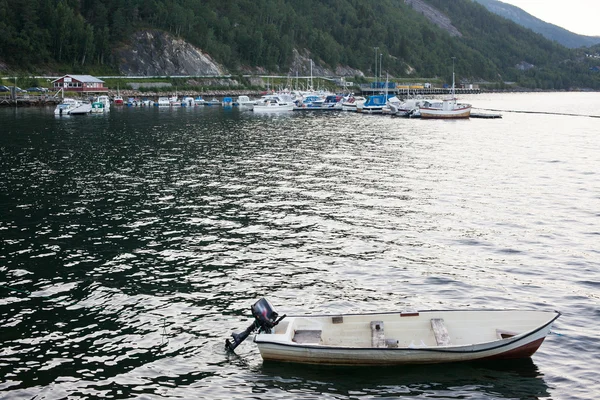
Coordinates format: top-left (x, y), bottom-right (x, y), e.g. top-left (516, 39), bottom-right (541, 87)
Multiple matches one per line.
top-left (69, 102), bottom-right (93, 115)
top-left (226, 298), bottom-right (560, 366)
top-left (91, 101), bottom-right (106, 113)
top-left (341, 95), bottom-right (366, 112)
top-left (155, 97), bottom-right (171, 107)
top-left (418, 99), bottom-right (472, 119)
top-left (206, 98), bottom-right (221, 106)
top-left (253, 95), bottom-right (295, 112)
top-left (419, 61), bottom-right (471, 119)
top-left (235, 95), bottom-right (257, 108)
top-left (93, 95), bottom-right (111, 112)
top-left (54, 98), bottom-right (82, 115)
top-left (181, 96), bottom-right (195, 107)
top-left (357, 94), bottom-right (394, 114)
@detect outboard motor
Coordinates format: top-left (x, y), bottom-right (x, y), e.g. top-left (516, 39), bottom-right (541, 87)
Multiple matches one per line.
top-left (225, 298), bottom-right (286, 352)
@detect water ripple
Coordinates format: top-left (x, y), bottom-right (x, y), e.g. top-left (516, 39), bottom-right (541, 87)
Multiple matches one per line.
top-left (1, 94), bottom-right (599, 399)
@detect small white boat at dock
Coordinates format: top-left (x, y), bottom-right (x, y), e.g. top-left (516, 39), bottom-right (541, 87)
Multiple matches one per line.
top-left (235, 95), bottom-right (257, 108)
top-left (155, 97), bottom-right (171, 107)
top-left (253, 95), bottom-right (295, 112)
top-left (419, 62), bottom-right (471, 119)
top-left (55, 98), bottom-right (90, 115)
top-left (91, 95), bottom-right (110, 113)
top-left (226, 299), bottom-right (560, 366)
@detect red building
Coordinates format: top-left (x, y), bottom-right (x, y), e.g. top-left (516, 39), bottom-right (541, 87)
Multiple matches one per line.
top-left (51, 75), bottom-right (108, 93)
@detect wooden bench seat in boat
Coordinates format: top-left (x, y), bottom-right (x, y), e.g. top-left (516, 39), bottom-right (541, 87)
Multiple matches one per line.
top-left (430, 318), bottom-right (451, 346)
top-left (370, 321), bottom-right (386, 348)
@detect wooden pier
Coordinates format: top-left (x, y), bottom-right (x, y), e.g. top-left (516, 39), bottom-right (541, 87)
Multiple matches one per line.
top-left (360, 86), bottom-right (481, 96)
top-left (0, 94), bottom-right (61, 107)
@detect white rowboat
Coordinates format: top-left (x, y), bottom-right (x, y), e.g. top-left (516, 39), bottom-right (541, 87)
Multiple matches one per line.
top-left (226, 299), bottom-right (560, 366)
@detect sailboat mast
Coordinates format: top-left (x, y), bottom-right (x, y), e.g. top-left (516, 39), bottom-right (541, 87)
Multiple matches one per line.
top-left (451, 57), bottom-right (456, 98)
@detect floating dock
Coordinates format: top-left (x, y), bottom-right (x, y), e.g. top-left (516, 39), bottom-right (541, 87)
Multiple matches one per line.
top-left (470, 112), bottom-right (502, 119)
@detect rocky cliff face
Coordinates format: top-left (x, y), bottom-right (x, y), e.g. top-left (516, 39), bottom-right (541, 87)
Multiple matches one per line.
top-left (115, 30), bottom-right (226, 76)
top-left (115, 30), bottom-right (366, 78)
top-left (288, 49), bottom-right (365, 78)
top-left (405, 0), bottom-right (462, 37)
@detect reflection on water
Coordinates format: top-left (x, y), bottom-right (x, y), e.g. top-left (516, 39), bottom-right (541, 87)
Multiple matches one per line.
top-left (1, 94), bottom-right (599, 399)
top-left (257, 359), bottom-right (550, 399)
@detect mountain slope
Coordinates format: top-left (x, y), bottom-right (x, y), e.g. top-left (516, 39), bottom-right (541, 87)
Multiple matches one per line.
top-left (473, 0), bottom-right (600, 48)
top-left (0, 0), bottom-right (599, 89)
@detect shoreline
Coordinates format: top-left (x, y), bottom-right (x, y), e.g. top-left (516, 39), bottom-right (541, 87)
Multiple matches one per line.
top-left (1, 88), bottom-right (598, 108)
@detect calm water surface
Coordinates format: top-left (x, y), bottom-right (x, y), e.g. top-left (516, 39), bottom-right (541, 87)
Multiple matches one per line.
top-left (1, 92), bottom-right (599, 399)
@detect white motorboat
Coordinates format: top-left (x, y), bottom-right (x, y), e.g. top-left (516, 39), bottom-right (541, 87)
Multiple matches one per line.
top-left (155, 97), bottom-right (171, 107)
top-left (91, 101), bottom-right (107, 113)
top-left (253, 95), bottom-right (294, 112)
top-left (341, 95), bottom-right (366, 112)
top-left (357, 94), bottom-right (393, 114)
top-left (226, 299), bottom-right (560, 366)
top-left (194, 96), bottom-right (206, 106)
top-left (54, 98), bottom-right (82, 115)
top-left (91, 95), bottom-right (110, 113)
top-left (206, 98), bottom-right (221, 106)
top-left (69, 102), bottom-right (92, 115)
top-left (236, 95), bottom-right (257, 108)
top-left (382, 95), bottom-right (403, 115)
top-left (392, 96), bottom-right (433, 117)
top-left (182, 96), bottom-right (195, 107)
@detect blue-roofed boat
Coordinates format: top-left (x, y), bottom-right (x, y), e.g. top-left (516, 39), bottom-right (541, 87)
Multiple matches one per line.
top-left (357, 94), bottom-right (395, 114)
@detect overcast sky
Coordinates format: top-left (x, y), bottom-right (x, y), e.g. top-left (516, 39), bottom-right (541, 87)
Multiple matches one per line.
top-left (499, 0), bottom-right (600, 36)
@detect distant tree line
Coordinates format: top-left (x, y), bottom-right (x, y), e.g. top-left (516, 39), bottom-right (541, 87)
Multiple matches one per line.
top-left (0, 0), bottom-right (598, 89)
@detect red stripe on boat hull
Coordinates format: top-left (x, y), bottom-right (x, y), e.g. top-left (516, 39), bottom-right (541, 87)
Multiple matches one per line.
top-left (482, 337), bottom-right (546, 360)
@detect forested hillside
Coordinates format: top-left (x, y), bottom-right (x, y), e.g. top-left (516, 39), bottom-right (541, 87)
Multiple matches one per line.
top-left (0, 0), bottom-right (599, 89)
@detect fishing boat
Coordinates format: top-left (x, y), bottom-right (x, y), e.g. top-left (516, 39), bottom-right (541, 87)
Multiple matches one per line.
top-left (226, 298), bottom-right (560, 366)
top-left (419, 61), bottom-right (471, 119)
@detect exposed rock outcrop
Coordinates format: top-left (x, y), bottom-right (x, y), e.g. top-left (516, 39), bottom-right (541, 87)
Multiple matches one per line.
top-left (288, 49), bottom-right (364, 77)
top-left (115, 30), bottom-right (227, 76)
top-left (114, 30), bottom-right (366, 78)
top-left (405, 0), bottom-right (462, 37)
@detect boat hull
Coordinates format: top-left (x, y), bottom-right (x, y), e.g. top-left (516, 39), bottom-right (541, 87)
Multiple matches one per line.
top-left (419, 106), bottom-right (471, 119)
top-left (253, 309), bottom-right (559, 366)
top-left (253, 104), bottom-right (294, 112)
